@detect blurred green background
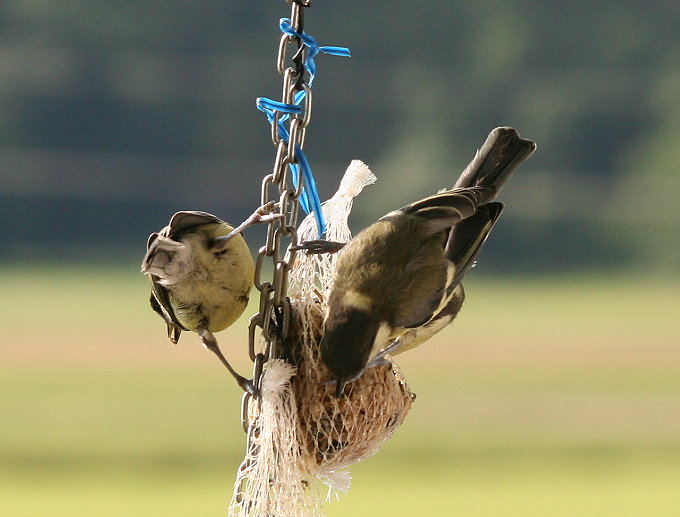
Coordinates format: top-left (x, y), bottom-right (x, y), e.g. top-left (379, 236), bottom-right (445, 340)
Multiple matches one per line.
top-left (1, 1), bottom-right (679, 516)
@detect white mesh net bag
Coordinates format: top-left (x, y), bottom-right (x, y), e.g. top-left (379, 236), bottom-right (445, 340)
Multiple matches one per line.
top-left (229, 161), bottom-right (415, 516)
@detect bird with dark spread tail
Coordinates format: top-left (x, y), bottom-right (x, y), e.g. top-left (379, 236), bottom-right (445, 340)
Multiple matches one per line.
top-left (318, 127), bottom-right (536, 397)
top-left (142, 205), bottom-right (279, 395)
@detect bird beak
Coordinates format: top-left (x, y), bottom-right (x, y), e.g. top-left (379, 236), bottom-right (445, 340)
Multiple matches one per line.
top-left (334, 379), bottom-right (347, 398)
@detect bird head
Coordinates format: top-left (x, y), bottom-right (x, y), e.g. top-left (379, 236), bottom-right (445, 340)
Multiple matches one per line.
top-left (320, 304), bottom-right (381, 397)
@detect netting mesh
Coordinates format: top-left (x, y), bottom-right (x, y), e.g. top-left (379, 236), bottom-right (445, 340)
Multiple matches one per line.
top-left (229, 161), bottom-right (414, 516)
top-left (288, 160), bottom-right (376, 296)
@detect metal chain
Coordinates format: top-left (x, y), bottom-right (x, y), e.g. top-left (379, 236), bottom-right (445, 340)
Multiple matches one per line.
top-left (240, 0), bottom-right (312, 434)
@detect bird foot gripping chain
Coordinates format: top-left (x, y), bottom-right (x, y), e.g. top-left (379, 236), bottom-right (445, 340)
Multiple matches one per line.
top-left (198, 328), bottom-right (258, 396)
top-left (290, 239), bottom-right (346, 255)
top-left (211, 201), bottom-right (284, 252)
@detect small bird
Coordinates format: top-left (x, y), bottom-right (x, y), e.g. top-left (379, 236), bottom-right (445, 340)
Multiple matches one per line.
top-left (319, 127), bottom-right (537, 397)
top-left (142, 205), bottom-right (279, 394)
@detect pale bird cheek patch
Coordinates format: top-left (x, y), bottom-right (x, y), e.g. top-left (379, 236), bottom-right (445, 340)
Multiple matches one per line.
top-left (340, 289), bottom-right (373, 312)
top-left (370, 321), bottom-right (395, 358)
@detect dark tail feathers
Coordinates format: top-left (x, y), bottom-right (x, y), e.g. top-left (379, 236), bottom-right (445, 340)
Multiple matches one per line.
top-left (454, 127), bottom-right (536, 192)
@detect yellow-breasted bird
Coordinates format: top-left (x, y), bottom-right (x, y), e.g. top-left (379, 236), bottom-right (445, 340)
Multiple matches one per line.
top-left (142, 206), bottom-right (278, 394)
top-left (319, 127), bottom-right (536, 396)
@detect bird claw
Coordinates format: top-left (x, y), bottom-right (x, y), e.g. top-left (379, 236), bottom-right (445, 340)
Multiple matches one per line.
top-left (238, 377), bottom-right (259, 397)
top-left (242, 201), bottom-right (286, 227)
top-left (319, 377), bottom-right (349, 398)
top-left (366, 355), bottom-right (393, 370)
top-left (291, 240), bottom-right (346, 255)
top-left (211, 202), bottom-right (285, 251)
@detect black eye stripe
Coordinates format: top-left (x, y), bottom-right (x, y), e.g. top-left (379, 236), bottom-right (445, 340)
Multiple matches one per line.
top-left (207, 237), bottom-right (228, 255)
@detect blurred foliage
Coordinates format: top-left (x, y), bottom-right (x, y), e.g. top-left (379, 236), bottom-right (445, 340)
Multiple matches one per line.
top-left (0, 0), bottom-right (679, 272)
top-left (1, 266), bottom-right (679, 515)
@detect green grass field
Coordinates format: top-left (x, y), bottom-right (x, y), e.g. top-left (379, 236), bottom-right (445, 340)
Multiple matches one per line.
top-left (1, 265), bottom-right (679, 516)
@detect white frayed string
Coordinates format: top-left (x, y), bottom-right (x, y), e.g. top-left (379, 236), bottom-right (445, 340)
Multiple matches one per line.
top-left (336, 160), bottom-right (377, 199)
top-left (290, 160), bottom-right (376, 298)
top-left (229, 360), bottom-right (317, 517)
top-left (316, 470), bottom-right (352, 502)
top-left (260, 359), bottom-right (297, 396)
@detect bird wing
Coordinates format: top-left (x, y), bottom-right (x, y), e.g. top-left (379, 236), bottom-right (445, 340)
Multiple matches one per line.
top-left (446, 201), bottom-right (504, 288)
top-left (391, 202), bottom-right (503, 337)
top-left (145, 234), bottom-right (188, 343)
top-left (373, 284), bottom-right (466, 362)
top-left (167, 211), bottom-right (225, 237)
top-left (143, 227), bottom-right (191, 344)
top-left (393, 186), bottom-right (497, 234)
top-left (383, 198), bottom-right (503, 333)
top-left (149, 288), bottom-right (184, 344)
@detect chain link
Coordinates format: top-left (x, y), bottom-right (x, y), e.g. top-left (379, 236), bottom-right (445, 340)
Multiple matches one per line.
top-left (240, 0), bottom-right (312, 433)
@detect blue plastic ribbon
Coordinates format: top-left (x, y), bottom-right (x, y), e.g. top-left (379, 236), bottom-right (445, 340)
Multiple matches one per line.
top-left (256, 98), bottom-right (303, 115)
top-left (256, 97), bottom-right (300, 143)
top-left (256, 19), bottom-right (350, 238)
top-left (293, 145), bottom-right (325, 235)
top-left (279, 18), bottom-right (351, 87)
top-left (256, 97), bottom-right (318, 225)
